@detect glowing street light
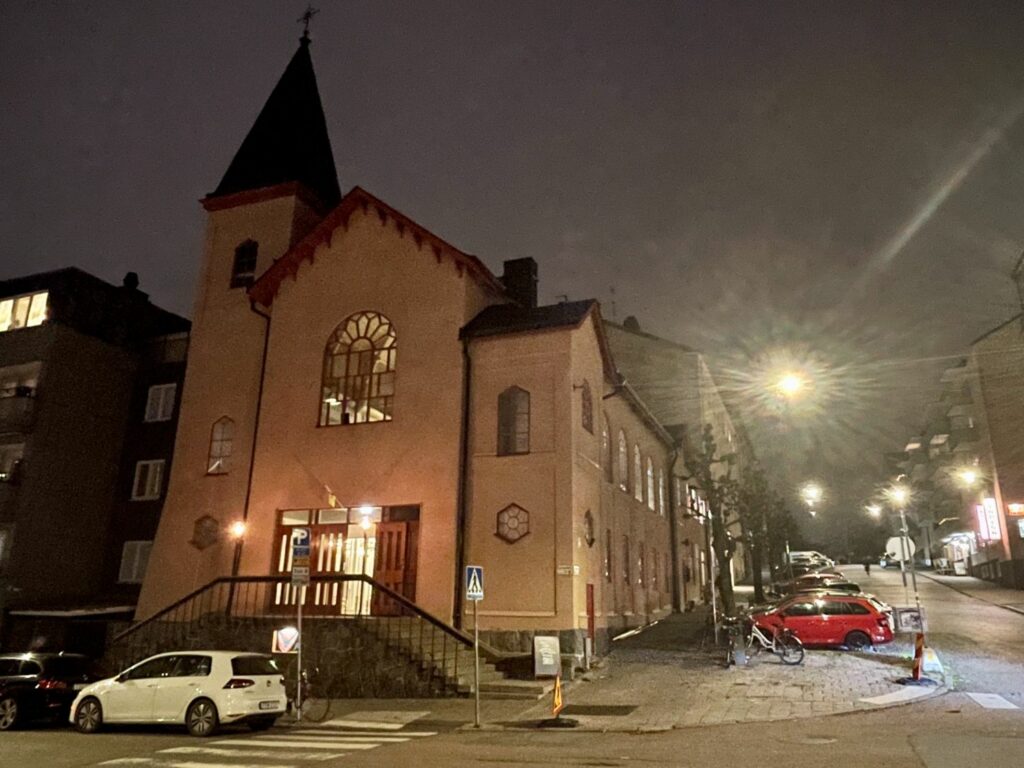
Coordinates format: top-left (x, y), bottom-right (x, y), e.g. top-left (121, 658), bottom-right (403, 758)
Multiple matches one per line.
top-left (957, 468), bottom-right (979, 487)
top-left (228, 520), bottom-right (247, 539)
top-left (866, 504), bottom-right (882, 518)
top-left (801, 482), bottom-right (823, 506)
top-left (887, 485), bottom-right (910, 507)
top-left (776, 372), bottom-right (807, 398)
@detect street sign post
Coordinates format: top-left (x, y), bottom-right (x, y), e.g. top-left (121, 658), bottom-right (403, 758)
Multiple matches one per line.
top-left (465, 565), bottom-right (484, 728)
top-left (291, 527), bottom-right (311, 716)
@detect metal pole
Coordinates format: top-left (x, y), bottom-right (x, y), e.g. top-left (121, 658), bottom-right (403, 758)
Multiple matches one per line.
top-left (900, 508), bottom-right (923, 618)
top-left (296, 586), bottom-right (303, 717)
top-left (897, 520), bottom-right (910, 606)
top-left (473, 599), bottom-right (481, 728)
top-left (704, 513), bottom-right (719, 642)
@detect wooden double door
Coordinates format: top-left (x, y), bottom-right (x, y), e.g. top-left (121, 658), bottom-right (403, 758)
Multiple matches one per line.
top-left (273, 511), bottom-right (419, 617)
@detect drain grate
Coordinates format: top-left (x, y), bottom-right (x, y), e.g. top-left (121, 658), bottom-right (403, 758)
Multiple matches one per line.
top-left (561, 704), bottom-right (637, 716)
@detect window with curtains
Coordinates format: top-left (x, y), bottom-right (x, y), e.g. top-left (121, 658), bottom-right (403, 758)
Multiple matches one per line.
top-left (658, 469), bottom-right (667, 516)
top-left (320, 311), bottom-right (397, 425)
top-left (633, 445), bottom-right (643, 502)
top-left (497, 386), bottom-right (531, 455)
top-left (601, 418), bottom-right (613, 482)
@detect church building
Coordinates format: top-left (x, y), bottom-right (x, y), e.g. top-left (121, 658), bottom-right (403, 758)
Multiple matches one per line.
top-left (137, 35), bottom-right (713, 657)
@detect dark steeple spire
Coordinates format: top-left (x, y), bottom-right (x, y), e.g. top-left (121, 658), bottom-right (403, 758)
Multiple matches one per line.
top-left (210, 36), bottom-right (341, 209)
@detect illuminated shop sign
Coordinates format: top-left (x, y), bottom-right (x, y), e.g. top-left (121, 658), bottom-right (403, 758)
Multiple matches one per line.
top-left (1007, 502), bottom-right (1024, 516)
top-left (976, 498), bottom-right (1001, 541)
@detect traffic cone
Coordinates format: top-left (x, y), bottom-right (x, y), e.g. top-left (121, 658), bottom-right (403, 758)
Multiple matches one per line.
top-left (552, 674), bottom-right (564, 717)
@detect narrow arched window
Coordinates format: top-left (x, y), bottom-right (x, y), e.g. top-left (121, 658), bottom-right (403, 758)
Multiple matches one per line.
top-left (646, 457), bottom-right (656, 511)
top-left (633, 444), bottom-right (643, 502)
top-left (658, 469), bottom-right (666, 516)
top-left (580, 380), bottom-right (593, 434)
top-left (320, 311), bottom-right (397, 426)
top-left (230, 240), bottom-right (258, 288)
top-left (498, 386), bottom-right (530, 455)
top-left (207, 417), bottom-right (234, 474)
top-left (617, 431), bottom-right (628, 491)
top-left (602, 417), bottom-right (613, 483)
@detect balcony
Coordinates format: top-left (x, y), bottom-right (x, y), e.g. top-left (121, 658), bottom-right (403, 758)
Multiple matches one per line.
top-left (0, 388), bottom-right (35, 433)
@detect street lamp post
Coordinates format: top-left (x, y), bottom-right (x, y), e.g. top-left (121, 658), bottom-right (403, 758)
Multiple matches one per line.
top-left (888, 486), bottom-right (923, 619)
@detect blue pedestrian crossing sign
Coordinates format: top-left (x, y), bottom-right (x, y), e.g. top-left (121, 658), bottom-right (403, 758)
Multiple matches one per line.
top-left (465, 565), bottom-right (484, 602)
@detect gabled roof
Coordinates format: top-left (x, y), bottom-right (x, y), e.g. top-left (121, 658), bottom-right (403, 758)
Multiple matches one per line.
top-left (208, 38), bottom-right (341, 210)
top-left (460, 299), bottom-right (595, 339)
top-left (248, 186), bottom-right (505, 306)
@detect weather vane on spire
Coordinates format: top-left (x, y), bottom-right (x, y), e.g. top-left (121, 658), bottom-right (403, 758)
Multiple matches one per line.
top-left (298, 4), bottom-right (319, 42)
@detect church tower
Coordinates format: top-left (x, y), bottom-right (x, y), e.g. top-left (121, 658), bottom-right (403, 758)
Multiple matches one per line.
top-left (137, 36), bottom-right (340, 618)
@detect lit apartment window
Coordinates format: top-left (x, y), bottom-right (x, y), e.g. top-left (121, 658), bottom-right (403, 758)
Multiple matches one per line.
top-left (0, 445), bottom-right (24, 483)
top-left (633, 445), bottom-right (643, 502)
top-left (497, 387), bottom-right (530, 455)
top-left (118, 541), bottom-right (153, 583)
top-left (207, 417), bottom-right (234, 474)
top-left (0, 291), bottom-right (48, 333)
top-left (132, 460), bottom-right (165, 500)
top-left (144, 383), bottom-right (177, 422)
top-left (230, 240), bottom-right (258, 288)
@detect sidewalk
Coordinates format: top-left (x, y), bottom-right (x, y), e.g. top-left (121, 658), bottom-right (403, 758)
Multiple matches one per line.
top-left (920, 571), bottom-right (1024, 615)
top-left (510, 612), bottom-right (944, 732)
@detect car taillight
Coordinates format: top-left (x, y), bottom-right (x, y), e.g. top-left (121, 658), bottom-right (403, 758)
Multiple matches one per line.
top-left (36, 679), bottom-right (68, 690)
top-left (877, 616), bottom-right (889, 627)
top-left (223, 678), bottom-right (255, 689)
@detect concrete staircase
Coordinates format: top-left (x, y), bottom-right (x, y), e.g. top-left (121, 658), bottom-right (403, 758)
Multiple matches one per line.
top-left (368, 618), bottom-right (550, 700)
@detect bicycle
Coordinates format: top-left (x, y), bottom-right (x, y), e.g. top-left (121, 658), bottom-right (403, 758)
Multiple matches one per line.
top-left (287, 664), bottom-right (331, 723)
top-left (723, 613), bottom-right (805, 666)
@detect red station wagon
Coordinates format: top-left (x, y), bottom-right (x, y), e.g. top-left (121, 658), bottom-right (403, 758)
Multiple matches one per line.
top-left (752, 593), bottom-right (894, 650)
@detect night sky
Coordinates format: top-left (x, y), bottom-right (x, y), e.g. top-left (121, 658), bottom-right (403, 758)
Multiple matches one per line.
top-left (4, 1), bottom-right (1024, 546)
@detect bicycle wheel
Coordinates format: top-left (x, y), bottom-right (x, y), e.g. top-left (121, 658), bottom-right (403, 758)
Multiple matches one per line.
top-left (299, 695), bottom-right (331, 723)
top-left (778, 634), bottom-right (805, 666)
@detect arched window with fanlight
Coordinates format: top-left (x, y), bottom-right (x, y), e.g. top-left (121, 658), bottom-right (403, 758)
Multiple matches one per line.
top-left (320, 311), bottom-right (397, 426)
top-left (602, 417), bottom-right (613, 483)
top-left (646, 456), bottom-right (656, 511)
top-left (207, 417), bottom-right (234, 474)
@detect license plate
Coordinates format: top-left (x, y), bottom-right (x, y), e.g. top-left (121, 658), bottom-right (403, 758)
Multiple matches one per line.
top-left (259, 701), bottom-right (278, 711)
top-left (73, 684), bottom-right (87, 691)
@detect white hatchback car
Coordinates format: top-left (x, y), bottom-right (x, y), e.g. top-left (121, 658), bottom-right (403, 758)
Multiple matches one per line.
top-left (70, 651), bottom-right (287, 736)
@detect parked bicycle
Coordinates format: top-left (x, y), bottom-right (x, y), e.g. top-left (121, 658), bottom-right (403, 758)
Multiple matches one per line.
top-left (723, 613), bottom-right (805, 666)
top-left (287, 664), bottom-right (331, 722)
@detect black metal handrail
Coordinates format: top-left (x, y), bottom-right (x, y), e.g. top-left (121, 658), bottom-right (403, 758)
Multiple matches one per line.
top-left (113, 573), bottom-right (473, 648)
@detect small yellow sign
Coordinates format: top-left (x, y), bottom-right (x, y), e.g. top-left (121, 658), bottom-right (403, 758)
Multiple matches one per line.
top-left (552, 674), bottom-right (564, 716)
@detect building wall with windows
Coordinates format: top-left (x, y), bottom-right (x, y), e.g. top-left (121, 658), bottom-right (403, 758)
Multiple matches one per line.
top-left (0, 269), bottom-right (188, 651)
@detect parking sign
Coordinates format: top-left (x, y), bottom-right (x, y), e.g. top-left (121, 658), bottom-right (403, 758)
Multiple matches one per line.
top-left (291, 527), bottom-right (311, 586)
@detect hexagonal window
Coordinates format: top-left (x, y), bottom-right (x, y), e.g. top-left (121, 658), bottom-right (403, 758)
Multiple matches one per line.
top-left (496, 504), bottom-right (530, 544)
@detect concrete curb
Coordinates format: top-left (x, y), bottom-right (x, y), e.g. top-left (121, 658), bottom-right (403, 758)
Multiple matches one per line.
top-left (918, 572), bottom-right (1024, 616)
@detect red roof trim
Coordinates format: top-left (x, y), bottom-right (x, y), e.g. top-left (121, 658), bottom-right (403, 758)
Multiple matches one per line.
top-left (249, 186), bottom-right (505, 306)
top-left (201, 181), bottom-right (325, 213)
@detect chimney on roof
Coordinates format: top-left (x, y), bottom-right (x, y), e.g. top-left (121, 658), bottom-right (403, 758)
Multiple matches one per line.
top-left (502, 258), bottom-right (538, 309)
top-left (623, 315), bottom-right (641, 333)
top-left (122, 272), bottom-right (140, 291)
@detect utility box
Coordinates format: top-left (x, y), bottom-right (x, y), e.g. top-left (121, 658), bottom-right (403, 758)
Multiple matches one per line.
top-left (533, 636), bottom-right (561, 678)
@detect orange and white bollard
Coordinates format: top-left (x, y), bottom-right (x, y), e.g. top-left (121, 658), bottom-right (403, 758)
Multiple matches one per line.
top-left (911, 632), bottom-right (925, 681)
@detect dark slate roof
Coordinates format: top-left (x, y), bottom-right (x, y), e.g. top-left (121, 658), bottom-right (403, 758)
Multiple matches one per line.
top-left (461, 300), bottom-right (596, 339)
top-left (209, 38), bottom-right (341, 209)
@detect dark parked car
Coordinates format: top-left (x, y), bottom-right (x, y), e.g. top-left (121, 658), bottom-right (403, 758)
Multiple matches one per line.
top-left (0, 653), bottom-right (104, 730)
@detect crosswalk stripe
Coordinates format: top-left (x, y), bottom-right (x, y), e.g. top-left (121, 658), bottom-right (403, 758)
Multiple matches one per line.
top-left (102, 761), bottom-right (294, 768)
top-left (265, 733), bottom-right (410, 742)
top-left (213, 738), bottom-right (382, 750)
top-left (292, 727), bottom-right (437, 736)
top-left (159, 745), bottom-right (347, 762)
top-left (966, 692), bottom-right (1019, 710)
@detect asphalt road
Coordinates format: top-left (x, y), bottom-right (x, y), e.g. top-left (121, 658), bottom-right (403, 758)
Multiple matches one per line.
top-left (3, 568), bottom-right (1022, 768)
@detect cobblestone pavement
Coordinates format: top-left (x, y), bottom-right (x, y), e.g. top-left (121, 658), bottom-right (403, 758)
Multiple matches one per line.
top-left (514, 611), bottom-right (940, 732)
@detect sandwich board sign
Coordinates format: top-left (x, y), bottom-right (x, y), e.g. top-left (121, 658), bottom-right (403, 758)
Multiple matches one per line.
top-left (466, 565), bottom-right (484, 602)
